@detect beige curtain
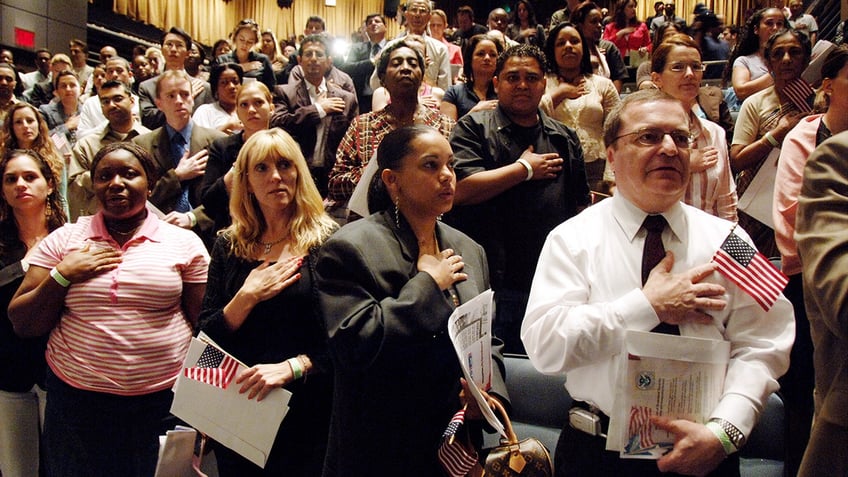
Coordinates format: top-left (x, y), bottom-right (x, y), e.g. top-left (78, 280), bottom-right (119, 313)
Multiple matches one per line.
top-left (113, 0), bottom-right (402, 48)
top-left (635, 0), bottom-right (759, 29)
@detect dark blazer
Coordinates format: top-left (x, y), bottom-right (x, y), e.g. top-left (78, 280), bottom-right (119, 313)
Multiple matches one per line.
top-left (796, 130), bottom-right (848, 475)
top-left (339, 41), bottom-right (378, 113)
top-left (200, 132), bottom-right (244, 232)
top-left (271, 79), bottom-right (358, 194)
top-left (137, 74), bottom-right (214, 130)
top-left (316, 210), bottom-right (508, 477)
top-left (132, 124), bottom-right (225, 246)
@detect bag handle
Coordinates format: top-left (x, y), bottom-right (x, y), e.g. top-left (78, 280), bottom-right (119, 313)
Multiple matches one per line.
top-left (489, 397), bottom-right (519, 446)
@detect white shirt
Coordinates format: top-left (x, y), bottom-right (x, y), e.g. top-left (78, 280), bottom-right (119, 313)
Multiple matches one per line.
top-left (307, 78), bottom-right (329, 167)
top-left (76, 93), bottom-right (141, 140)
top-left (521, 195), bottom-right (794, 446)
top-left (191, 102), bottom-right (239, 132)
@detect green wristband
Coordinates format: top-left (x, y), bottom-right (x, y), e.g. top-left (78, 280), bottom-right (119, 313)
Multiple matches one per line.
top-left (706, 421), bottom-right (736, 455)
top-left (287, 357), bottom-right (303, 380)
top-left (50, 267), bottom-right (71, 287)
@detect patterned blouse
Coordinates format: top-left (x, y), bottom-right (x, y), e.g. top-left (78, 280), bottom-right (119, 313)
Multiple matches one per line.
top-left (327, 107), bottom-right (455, 202)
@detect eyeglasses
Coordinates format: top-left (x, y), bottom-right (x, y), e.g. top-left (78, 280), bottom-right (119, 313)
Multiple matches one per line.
top-left (613, 127), bottom-right (692, 148)
top-left (666, 62), bottom-right (707, 73)
top-left (407, 7), bottom-right (430, 15)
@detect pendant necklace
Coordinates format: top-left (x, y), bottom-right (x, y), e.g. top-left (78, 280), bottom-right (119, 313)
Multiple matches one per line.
top-left (256, 234), bottom-right (289, 255)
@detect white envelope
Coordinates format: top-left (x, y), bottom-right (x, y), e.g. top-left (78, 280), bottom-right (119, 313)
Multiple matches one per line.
top-left (738, 147), bottom-right (779, 229)
top-left (170, 334), bottom-right (292, 468)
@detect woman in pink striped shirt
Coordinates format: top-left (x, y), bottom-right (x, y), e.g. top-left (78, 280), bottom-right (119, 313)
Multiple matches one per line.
top-left (9, 142), bottom-right (210, 477)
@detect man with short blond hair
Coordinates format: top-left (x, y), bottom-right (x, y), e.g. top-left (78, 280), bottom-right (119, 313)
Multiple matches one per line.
top-left (134, 70), bottom-right (223, 245)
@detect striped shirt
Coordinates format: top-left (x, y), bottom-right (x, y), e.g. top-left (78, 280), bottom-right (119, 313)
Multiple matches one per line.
top-left (685, 116), bottom-right (738, 223)
top-left (28, 210), bottom-right (209, 396)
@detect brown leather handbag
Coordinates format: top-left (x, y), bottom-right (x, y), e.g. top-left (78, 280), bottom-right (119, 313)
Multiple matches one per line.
top-left (482, 399), bottom-right (553, 477)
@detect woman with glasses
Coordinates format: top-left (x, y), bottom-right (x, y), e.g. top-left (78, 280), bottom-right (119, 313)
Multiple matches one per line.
top-left (651, 33), bottom-right (737, 221)
top-left (0, 149), bottom-right (65, 477)
top-left (542, 22), bottom-right (619, 194)
top-left (731, 28), bottom-right (811, 257)
top-left (215, 19), bottom-right (276, 92)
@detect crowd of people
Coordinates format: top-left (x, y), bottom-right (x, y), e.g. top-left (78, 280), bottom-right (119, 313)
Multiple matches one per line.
top-left (0, 0), bottom-right (844, 476)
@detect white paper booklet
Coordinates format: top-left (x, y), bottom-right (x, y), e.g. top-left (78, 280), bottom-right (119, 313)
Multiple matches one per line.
top-left (447, 289), bottom-right (505, 436)
top-left (607, 330), bottom-right (730, 459)
top-left (171, 332), bottom-right (292, 468)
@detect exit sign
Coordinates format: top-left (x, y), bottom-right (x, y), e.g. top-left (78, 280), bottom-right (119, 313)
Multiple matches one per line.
top-left (15, 28), bottom-right (35, 49)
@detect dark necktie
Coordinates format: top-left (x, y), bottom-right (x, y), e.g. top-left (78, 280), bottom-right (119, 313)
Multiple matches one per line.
top-left (371, 42), bottom-right (382, 57)
top-left (641, 215), bottom-right (679, 335)
top-left (641, 215), bottom-right (667, 285)
top-left (171, 133), bottom-right (192, 213)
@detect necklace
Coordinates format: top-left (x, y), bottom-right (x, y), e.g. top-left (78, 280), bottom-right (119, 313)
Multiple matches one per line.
top-left (106, 223), bottom-right (140, 237)
top-left (256, 233), bottom-right (289, 255)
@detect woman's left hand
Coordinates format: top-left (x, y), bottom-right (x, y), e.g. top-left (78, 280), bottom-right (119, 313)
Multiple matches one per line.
top-left (459, 377), bottom-right (497, 420)
top-left (690, 146), bottom-right (718, 173)
top-left (236, 362), bottom-right (293, 401)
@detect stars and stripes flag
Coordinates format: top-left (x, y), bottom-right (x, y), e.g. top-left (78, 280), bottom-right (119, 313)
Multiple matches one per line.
top-left (437, 407), bottom-right (478, 477)
top-left (184, 343), bottom-right (239, 389)
top-left (711, 229), bottom-right (788, 311)
top-left (782, 78), bottom-right (814, 113)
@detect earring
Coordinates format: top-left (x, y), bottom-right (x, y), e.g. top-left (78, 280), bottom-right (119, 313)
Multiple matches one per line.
top-left (394, 197), bottom-right (400, 229)
top-left (45, 200), bottom-right (53, 218)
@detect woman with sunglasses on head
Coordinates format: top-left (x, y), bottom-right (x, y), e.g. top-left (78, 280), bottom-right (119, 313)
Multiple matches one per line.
top-left (215, 19), bottom-right (276, 92)
top-left (651, 33), bottom-right (737, 221)
top-left (0, 149), bottom-right (65, 477)
top-left (730, 28), bottom-right (811, 258)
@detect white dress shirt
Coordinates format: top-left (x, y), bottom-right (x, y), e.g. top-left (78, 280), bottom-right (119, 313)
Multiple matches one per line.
top-left (521, 195), bottom-right (794, 448)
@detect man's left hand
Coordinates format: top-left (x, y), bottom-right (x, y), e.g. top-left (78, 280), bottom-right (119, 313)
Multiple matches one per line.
top-left (652, 416), bottom-right (727, 477)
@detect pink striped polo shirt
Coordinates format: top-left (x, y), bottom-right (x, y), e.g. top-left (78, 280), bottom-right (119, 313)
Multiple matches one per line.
top-left (28, 211), bottom-right (209, 396)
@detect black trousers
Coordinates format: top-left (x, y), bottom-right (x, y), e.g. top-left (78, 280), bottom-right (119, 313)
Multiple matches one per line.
top-left (554, 416), bottom-right (740, 477)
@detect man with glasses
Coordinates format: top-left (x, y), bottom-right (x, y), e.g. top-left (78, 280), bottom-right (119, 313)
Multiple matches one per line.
top-left (522, 89), bottom-right (793, 476)
top-left (271, 34), bottom-right (357, 196)
top-left (69, 79), bottom-right (150, 221)
top-left (77, 56), bottom-right (140, 139)
top-left (137, 27), bottom-right (213, 130)
top-left (448, 44), bottom-right (590, 355)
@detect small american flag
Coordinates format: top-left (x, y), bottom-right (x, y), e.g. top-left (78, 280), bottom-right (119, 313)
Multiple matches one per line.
top-left (628, 405), bottom-right (655, 450)
top-left (184, 344), bottom-right (239, 389)
top-left (782, 78), bottom-right (814, 113)
top-left (712, 230), bottom-right (788, 311)
top-left (437, 407), bottom-right (478, 477)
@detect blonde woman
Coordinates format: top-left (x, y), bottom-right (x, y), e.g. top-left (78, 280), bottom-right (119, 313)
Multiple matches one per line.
top-left (198, 128), bottom-right (337, 476)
